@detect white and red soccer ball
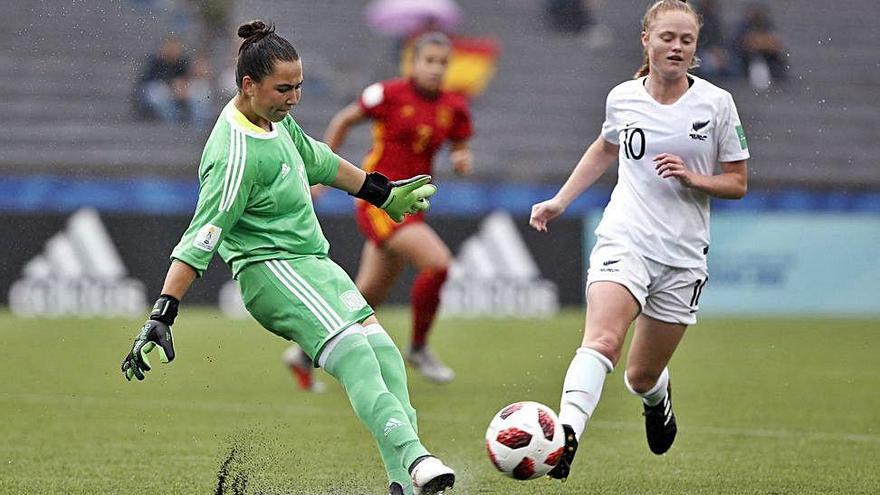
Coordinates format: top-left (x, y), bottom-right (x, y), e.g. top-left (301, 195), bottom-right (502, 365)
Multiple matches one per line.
top-left (485, 401), bottom-right (565, 480)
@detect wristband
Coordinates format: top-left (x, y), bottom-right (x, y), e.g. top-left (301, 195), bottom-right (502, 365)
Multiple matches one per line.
top-left (150, 294), bottom-right (179, 325)
top-left (351, 172), bottom-right (392, 208)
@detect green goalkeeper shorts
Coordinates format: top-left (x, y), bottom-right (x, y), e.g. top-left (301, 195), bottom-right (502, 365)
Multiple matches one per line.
top-left (237, 256), bottom-right (374, 363)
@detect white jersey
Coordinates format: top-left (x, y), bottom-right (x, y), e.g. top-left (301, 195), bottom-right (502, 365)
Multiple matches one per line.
top-left (596, 75), bottom-right (750, 268)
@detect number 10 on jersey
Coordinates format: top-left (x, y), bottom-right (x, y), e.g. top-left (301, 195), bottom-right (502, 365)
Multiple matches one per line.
top-left (622, 127), bottom-right (646, 160)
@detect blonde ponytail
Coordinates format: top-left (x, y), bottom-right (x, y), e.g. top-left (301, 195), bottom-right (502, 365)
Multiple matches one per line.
top-left (635, 53), bottom-right (650, 79)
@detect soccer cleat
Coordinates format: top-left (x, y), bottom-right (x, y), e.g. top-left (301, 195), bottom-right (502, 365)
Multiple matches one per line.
top-left (406, 346), bottom-right (455, 383)
top-left (282, 346), bottom-right (325, 392)
top-left (388, 482), bottom-right (405, 495)
top-left (546, 424), bottom-right (578, 481)
top-left (410, 456), bottom-right (455, 495)
top-left (643, 382), bottom-right (677, 455)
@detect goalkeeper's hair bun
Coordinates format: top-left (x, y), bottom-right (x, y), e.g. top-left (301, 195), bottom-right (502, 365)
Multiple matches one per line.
top-left (238, 20), bottom-right (274, 41)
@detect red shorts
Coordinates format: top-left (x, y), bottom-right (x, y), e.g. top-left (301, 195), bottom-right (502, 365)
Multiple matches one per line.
top-left (354, 199), bottom-right (425, 246)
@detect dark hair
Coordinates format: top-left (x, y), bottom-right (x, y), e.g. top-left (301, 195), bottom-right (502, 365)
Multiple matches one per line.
top-left (235, 20), bottom-right (299, 89)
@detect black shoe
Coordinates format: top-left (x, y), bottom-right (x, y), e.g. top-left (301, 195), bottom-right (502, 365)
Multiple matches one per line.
top-left (547, 424), bottom-right (578, 480)
top-left (389, 482), bottom-right (404, 495)
top-left (643, 383), bottom-right (677, 455)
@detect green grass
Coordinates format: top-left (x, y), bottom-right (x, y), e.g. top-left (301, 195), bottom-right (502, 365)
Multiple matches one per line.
top-left (1, 308), bottom-right (878, 494)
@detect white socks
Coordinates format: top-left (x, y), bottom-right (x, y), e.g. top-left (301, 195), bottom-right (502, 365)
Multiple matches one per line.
top-left (558, 347), bottom-right (614, 441)
top-left (558, 348), bottom-right (672, 441)
top-left (625, 367), bottom-right (669, 407)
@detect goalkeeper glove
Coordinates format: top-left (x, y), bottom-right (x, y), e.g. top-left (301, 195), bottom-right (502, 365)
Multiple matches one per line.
top-left (353, 172), bottom-right (437, 223)
top-left (122, 295), bottom-right (178, 381)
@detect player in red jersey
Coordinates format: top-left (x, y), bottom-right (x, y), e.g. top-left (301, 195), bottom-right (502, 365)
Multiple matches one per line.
top-left (285, 32), bottom-right (473, 388)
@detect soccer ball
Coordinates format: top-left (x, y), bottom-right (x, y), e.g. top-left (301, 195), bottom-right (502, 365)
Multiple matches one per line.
top-left (485, 401), bottom-right (565, 480)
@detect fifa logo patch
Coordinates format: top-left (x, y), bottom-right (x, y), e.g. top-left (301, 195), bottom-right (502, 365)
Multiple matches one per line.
top-left (193, 224), bottom-right (222, 252)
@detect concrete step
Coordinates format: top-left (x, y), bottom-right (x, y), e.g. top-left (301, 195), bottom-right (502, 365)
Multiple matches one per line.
top-left (0, 122), bottom-right (207, 147)
top-left (2, 97), bottom-right (131, 122)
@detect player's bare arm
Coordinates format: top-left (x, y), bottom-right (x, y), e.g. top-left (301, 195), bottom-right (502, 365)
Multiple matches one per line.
top-left (159, 260), bottom-right (198, 300)
top-left (331, 157), bottom-right (369, 194)
top-left (311, 149), bottom-right (377, 201)
top-left (450, 140), bottom-right (473, 176)
top-left (655, 154), bottom-right (748, 199)
top-left (530, 137), bottom-right (619, 232)
top-left (324, 102), bottom-right (366, 151)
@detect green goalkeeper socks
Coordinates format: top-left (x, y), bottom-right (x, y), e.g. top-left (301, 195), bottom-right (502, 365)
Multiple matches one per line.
top-left (366, 325), bottom-right (418, 492)
top-left (365, 324), bottom-right (418, 433)
top-left (323, 331), bottom-right (428, 489)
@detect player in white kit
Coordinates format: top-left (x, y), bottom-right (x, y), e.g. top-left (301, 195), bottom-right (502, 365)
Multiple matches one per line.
top-left (530, 0), bottom-right (750, 479)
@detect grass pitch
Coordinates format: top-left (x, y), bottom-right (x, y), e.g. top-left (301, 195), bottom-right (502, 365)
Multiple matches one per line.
top-left (0, 308), bottom-right (878, 494)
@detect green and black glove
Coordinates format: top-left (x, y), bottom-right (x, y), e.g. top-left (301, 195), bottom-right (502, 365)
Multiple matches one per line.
top-left (122, 295), bottom-right (178, 381)
top-left (353, 172), bottom-right (437, 223)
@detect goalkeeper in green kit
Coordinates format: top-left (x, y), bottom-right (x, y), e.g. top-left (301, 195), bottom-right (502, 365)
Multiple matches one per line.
top-left (120, 20), bottom-right (455, 495)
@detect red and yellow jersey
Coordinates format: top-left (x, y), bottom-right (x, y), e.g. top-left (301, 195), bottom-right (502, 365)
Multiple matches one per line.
top-left (358, 78), bottom-right (472, 180)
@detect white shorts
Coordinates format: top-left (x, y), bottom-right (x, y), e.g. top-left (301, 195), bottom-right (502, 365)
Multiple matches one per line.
top-left (586, 237), bottom-right (709, 325)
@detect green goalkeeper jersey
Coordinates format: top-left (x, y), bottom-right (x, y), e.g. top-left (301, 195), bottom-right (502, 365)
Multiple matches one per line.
top-left (171, 99), bottom-right (340, 278)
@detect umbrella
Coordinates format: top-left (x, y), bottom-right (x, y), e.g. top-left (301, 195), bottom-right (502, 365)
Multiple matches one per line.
top-left (365, 0), bottom-right (463, 36)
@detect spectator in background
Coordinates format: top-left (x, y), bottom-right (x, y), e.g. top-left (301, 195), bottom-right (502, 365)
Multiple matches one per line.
top-left (733, 3), bottom-right (787, 91)
top-left (135, 37), bottom-right (216, 129)
top-left (135, 37), bottom-right (191, 124)
top-left (693, 0), bottom-right (734, 79)
top-left (544, 0), bottom-right (611, 49)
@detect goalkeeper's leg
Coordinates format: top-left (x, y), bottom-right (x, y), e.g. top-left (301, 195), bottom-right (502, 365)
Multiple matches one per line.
top-left (363, 320), bottom-right (419, 432)
top-left (321, 328), bottom-right (427, 490)
top-left (354, 246), bottom-right (419, 430)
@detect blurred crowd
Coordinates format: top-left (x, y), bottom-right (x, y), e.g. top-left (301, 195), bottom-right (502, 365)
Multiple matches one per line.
top-left (130, 0), bottom-right (788, 130)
